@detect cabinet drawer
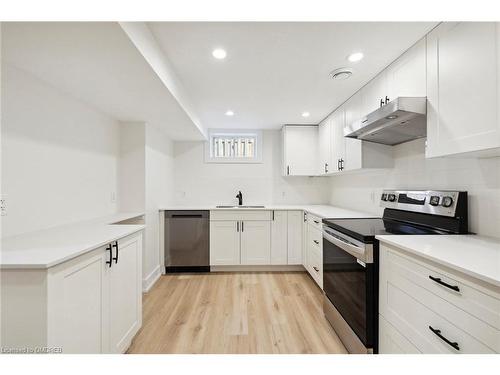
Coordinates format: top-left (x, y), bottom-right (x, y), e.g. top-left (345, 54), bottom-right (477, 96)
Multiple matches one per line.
top-left (307, 240), bottom-right (323, 289)
top-left (307, 213), bottom-right (322, 230)
top-left (380, 277), bottom-right (496, 353)
top-left (382, 244), bottom-right (500, 330)
top-left (379, 314), bottom-right (421, 354)
top-left (308, 226), bottom-right (322, 249)
top-left (210, 210), bottom-right (271, 221)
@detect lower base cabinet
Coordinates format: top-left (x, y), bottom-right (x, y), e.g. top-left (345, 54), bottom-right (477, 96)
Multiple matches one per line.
top-left (304, 213), bottom-right (323, 289)
top-left (379, 242), bottom-right (500, 354)
top-left (1, 231), bottom-right (143, 354)
top-left (210, 210), bottom-right (303, 266)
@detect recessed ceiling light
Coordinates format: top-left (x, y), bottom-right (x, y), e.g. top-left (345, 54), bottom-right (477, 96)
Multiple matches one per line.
top-left (225, 110), bottom-right (234, 116)
top-left (301, 112), bottom-right (310, 118)
top-left (212, 48), bottom-right (227, 60)
top-left (347, 52), bottom-right (364, 62)
top-left (329, 68), bottom-right (353, 80)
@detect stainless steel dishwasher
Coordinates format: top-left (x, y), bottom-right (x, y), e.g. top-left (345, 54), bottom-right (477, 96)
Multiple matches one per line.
top-left (164, 210), bottom-right (210, 273)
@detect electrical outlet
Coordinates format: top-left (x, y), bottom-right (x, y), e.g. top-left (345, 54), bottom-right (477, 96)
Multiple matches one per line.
top-left (1, 195), bottom-right (7, 216)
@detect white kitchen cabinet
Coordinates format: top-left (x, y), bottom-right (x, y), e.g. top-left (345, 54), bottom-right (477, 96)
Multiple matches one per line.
top-left (108, 235), bottom-right (142, 353)
top-left (318, 118), bottom-right (332, 175)
top-left (287, 210), bottom-right (303, 265)
top-left (282, 125), bottom-right (318, 176)
top-left (241, 221), bottom-right (271, 265)
top-left (360, 72), bottom-right (388, 116)
top-left (326, 103), bottom-right (393, 174)
top-left (210, 220), bottom-right (241, 265)
top-left (304, 213), bottom-right (323, 289)
top-left (379, 242), bottom-right (500, 354)
top-left (271, 210), bottom-right (288, 264)
top-left (1, 231), bottom-right (143, 354)
top-left (426, 22), bottom-right (500, 158)
top-left (386, 38), bottom-right (426, 100)
top-left (47, 247), bottom-right (108, 353)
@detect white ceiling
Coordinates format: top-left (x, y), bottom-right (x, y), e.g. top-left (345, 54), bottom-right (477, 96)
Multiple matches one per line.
top-left (149, 22), bottom-right (437, 129)
top-left (2, 22), bottom-right (205, 140)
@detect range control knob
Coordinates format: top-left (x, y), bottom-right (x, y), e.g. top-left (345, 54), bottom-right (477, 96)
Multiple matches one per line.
top-left (381, 193), bottom-right (388, 201)
top-left (429, 196), bottom-right (440, 206)
top-left (442, 196), bottom-right (454, 208)
top-left (388, 194), bottom-right (396, 202)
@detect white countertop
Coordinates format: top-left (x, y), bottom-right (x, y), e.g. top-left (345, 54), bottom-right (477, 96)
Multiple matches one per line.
top-left (1, 213), bottom-right (145, 269)
top-left (376, 234), bottom-right (500, 287)
top-left (159, 204), bottom-right (376, 219)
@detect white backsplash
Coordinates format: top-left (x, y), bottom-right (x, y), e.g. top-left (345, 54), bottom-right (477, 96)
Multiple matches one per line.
top-left (329, 138), bottom-right (500, 238)
top-left (173, 130), bottom-right (330, 206)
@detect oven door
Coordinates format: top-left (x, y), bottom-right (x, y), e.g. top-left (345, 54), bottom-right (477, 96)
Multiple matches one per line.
top-left (323, 227), bottom-right (374, 349)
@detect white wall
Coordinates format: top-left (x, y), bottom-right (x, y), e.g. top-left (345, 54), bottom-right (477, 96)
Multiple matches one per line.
top-left (118, 122), bottom-right (145, 212)
top-left (144, 124), bottom-right (174, 289)
top-left (329, 138), bottom-right (500, 238)
top-left (173, 130), bottom-right (330, 206)
top-left (1, 65), bottom-right (119, 237)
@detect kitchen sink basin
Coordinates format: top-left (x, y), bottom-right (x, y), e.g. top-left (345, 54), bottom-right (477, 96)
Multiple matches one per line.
top-left (216, 205), bottom-right (265, 208)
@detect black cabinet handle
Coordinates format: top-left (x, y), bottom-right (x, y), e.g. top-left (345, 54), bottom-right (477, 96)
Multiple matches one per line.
top-left (272, 210), bottom-right (275, 221)
top-left (287, 166), bottom-right (290, 175)
top-left (313, 266), bottom-right (319, 273)
top-left (112, 241), bottom-right (118, 264)
top-left (429, 275), bottom-right (460, 292)
top-left (106, 244), bottom-right (113, 268)
top-left (313, 240), bottom-right (319, 244)
top-left (385, 96), bottom-right (390, 104)
top-left (303, 212), bottom-right (307, 222)
top-left (380, 98), bottom-right (384, 107)
top-left (337, 159), bottom-right (341, 171)
top-left (429, 326), bottom-right (460, 351)
top-left (237, 221), bottom-right (239, 232)
top-left (313, 220), bottom-right (319, 224)
top-left (241, 221), bottom-right (244, 232)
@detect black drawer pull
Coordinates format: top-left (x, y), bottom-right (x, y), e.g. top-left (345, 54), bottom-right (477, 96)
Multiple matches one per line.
top-left (112, 241), bottom-right (119, 264)
top-left (313, 240), bottom-right (319, 244)
top-left (313, 220), bottom-right (319, 224)
top-left (106, 244), bottom-right (113, 268)
top-left (429, 326), bottom-right (460, 351)
top-left (429, 275), bottom-right (460, 292)
top-left (313, 266), bottom-right (319, 273)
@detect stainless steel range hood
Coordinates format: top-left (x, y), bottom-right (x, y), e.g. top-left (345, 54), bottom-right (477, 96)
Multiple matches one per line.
top-left (344, 97), bottom-right (427, 146)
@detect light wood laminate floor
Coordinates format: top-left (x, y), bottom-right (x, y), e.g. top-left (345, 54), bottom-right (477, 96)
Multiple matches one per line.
top-left (128, 272), bottom-right (347, 354)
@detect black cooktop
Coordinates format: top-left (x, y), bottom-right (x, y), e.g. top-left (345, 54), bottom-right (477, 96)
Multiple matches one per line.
top-left (323, 217), bottom-right (450, 243)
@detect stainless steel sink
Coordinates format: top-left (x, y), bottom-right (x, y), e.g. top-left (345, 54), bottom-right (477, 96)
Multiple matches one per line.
top-left (216, 205), bottom-right (265, 209)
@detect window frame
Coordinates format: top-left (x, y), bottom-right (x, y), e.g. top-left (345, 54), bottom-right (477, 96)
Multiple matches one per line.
top-left (204, 129), bottom-right (263, 164)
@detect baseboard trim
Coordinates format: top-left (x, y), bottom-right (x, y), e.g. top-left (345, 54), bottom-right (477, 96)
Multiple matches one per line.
top-left (142, 265), bottom-right (161, 292)
top-left (210, 264), bottom-right (306, 272)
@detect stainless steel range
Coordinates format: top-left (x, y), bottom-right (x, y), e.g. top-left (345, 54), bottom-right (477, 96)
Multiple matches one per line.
top-left (322, 190), bottom-right (469, 354)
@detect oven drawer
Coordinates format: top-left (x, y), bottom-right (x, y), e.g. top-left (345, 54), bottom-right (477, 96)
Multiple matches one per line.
top-left (306, 240), bottom-right (322, 289)
top-left (381, 244), bottom-right (500, 330)
top-left (380, 244), bottom-right (500, 353)
top-left (307, 213), bottom-right (322, 231)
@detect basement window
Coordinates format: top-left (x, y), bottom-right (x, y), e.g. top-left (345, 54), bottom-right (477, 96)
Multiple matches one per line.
top-left (205, 129), bottom-right (263, 163)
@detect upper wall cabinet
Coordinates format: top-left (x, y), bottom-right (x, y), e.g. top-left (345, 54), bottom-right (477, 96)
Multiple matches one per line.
top-left (317, 96), bottom-right (393, 176)
top-left (360, 38), bottom-right (427, 118)
top-left (426, 22), bottom-right (500, 158)
top-left (282, 125), bottom-right (318, 176)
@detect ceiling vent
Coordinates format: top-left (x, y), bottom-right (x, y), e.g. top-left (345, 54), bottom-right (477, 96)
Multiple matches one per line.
top-left (329, 67), bottom-right (353, 80)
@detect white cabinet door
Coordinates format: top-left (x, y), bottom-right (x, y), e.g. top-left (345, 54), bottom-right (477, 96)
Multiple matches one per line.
top-left (343, 94), bottom-right (363, 172)
top-left (271, 210), bottom-right (288, 265)
top-left (210, 221), bottom-right (240, 265)
top-left (330, 107), bottom-right (346, 173)
top-left (360, 73), bottom-right (387, 116)
top-left (287, 210), bottom-right (303, 265)
top-left (386, 38), bottom-right (426, 100)
top-left (240, 221), bottom-right (271, 265)
top-left (47, 248), bottom-right (108, 354)
top-left (318, 119), bottom-right (331, 175)
top-left (108, 233), bottom-right (142, 353)
top-left (282, 125), bottom-right (318, 176)
top-left (427, 22), bottom-right (500, 158)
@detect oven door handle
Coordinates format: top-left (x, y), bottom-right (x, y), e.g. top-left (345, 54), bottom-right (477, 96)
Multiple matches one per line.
top-left (323, 230), bottom-right (372, 263)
